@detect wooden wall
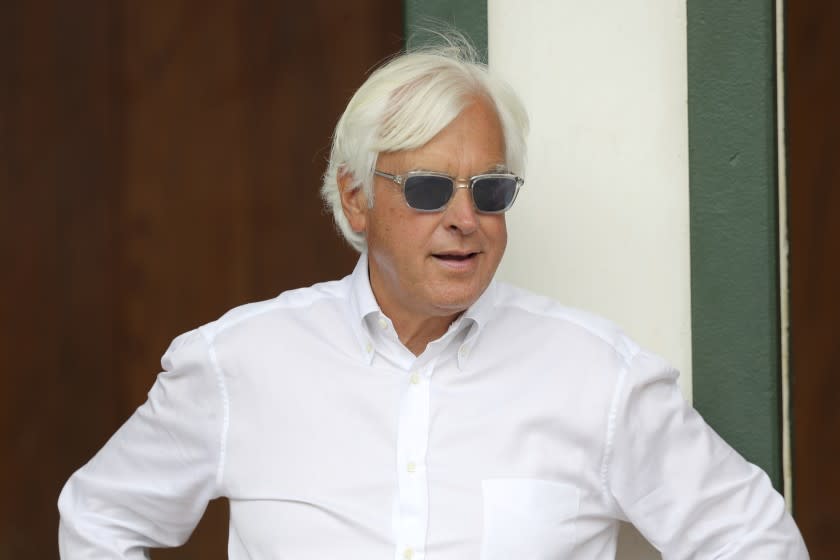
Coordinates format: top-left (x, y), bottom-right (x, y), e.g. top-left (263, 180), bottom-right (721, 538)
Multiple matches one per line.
top-left (0, 2), bottom-right (401, 558)
top-left (787, 2), bottom-right (840, 558)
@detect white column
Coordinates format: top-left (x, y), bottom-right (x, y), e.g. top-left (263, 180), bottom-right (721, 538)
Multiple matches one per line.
top-left (488, 2), bottom-right (691, 559)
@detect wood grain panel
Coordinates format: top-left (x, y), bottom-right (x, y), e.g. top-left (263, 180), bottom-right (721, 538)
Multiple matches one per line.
top-left (787, 2), bottom-right (840, 558)
top-left (1, 2), bottom-right (401, 558)
top-left (1, 3), bottom-right (120, 558)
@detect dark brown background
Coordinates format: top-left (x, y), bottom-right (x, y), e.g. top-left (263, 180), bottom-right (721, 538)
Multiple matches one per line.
top-left (788, 2), bottom-right (840, 559)
top-left (0, 2), bottom-right (401, 558)
top-left (1, 2), bottom-right (837, 559)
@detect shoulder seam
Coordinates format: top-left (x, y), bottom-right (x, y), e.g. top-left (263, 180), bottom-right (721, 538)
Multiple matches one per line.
top-left (198, 327), bottom-right (230, 490)
top-left (205, 290), bottom-right (342, 343)
top-left (599, 346), bottom-right (642, 506)
top-left (495, 299), bottom-right (637, 361)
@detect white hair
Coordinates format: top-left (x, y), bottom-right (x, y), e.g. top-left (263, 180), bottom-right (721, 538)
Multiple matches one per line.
top-left (320, 34), bottom-right (530, 253)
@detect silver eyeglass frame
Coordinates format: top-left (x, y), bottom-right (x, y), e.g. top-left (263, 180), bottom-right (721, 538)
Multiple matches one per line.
top-left (373, 169), bottom-right (524, 214)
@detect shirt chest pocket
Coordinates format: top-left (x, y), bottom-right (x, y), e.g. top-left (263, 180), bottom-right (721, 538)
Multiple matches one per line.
top-left (480, 478), bottom-right (580, 560)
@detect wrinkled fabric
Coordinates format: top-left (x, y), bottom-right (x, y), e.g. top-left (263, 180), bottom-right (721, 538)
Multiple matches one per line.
top-left (59, 255), bottom-right (809, 559)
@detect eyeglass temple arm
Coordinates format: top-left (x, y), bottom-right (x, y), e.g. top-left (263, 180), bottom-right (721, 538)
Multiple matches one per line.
top-left (373, 170), bottom-right (404, 185)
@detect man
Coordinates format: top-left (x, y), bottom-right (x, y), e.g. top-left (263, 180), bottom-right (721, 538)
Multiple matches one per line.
top-left (59, 38), bottom-right (808, 559)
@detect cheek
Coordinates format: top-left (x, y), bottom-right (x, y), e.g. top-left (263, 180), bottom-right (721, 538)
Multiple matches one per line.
top-left (366, 200), bottom-right (397, 241)
top-left (389, 210), bottom-right (440, 246)
top-left (367, 206), bottom-right (431, 264)
top-left (484, 217), bottom-right (508, 251)
top-left (497, 220), bottom-right (508, 244)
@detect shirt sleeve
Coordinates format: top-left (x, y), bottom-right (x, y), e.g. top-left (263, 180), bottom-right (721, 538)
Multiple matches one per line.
top-left (58, 327), bottom-right (226, 558)
top-left (606, 350), bottom-right (809, 559)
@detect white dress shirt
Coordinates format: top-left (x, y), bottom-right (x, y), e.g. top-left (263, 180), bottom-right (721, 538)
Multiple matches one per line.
top-left (59, 255), bottom-right (808, 559)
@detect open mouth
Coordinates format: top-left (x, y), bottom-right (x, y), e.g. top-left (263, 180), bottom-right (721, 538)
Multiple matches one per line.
top-left (433, 252), bottom-right (479, 262)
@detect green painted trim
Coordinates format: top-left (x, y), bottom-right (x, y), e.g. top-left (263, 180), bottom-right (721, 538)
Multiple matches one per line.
top-left (687, 1), bottom-right (782, 489)
top-left (403, 0), bottom-right (487, 62)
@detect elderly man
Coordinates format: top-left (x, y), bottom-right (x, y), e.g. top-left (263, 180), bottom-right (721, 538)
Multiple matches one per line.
top-left (59, 39), bottom-right (808, 559)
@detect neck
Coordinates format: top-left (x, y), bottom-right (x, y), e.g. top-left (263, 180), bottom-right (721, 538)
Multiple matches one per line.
top-left (365, 260), bottom-right (464, 356)
top-left (389, 312), bottom-right (459, 356)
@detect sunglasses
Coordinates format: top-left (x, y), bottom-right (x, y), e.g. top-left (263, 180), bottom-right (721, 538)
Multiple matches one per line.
top-left (373, 169), bottom-right (524, 213)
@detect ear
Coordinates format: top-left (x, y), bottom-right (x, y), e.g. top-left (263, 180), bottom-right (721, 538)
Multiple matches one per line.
top-left (338, 169), bottom-right (368, 234)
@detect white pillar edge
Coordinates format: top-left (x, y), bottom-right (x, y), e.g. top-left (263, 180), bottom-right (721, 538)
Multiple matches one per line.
top-left (776, 0), bottom-right (793, 514)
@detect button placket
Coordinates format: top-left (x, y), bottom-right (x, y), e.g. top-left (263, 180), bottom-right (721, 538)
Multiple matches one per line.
top-left (393, 361), bottom-right (433, 560)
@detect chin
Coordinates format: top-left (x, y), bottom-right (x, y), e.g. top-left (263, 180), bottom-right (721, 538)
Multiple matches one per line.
top-left (428, 291), bottom-right (481, 315)
top-left (422, 277), bottom-right (490, 314)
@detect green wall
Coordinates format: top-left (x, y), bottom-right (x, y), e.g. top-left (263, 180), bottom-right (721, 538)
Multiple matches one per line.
top-left (687, 0), bottom-right (782, 489)
top-left (404, 0), bottom-right (487, 61)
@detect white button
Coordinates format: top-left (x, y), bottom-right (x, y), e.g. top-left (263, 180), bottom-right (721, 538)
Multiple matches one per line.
top-left (378, 316), bottom-right (388, 329)
top-left (459, 345), bottom-right (469, 357)
top-left (365, 341), bottom-right (373, 353)
top-left (403, 547), bottom-right (414, 559)
top-left (409, 372), bottom-right (420, 385)
top-left (406, 461), bottom-right (416, 473)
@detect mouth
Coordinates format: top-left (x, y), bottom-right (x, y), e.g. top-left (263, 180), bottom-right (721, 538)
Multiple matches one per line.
top-left (432, 251), bottom-right (480, 263)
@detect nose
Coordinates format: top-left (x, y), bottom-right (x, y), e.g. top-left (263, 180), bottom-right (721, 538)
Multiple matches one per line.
top-left (443, 180), bottom-right (478, 235)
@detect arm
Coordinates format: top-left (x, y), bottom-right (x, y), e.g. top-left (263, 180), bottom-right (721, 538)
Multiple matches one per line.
top-left (58, 327), bottom-right (226, 558)
top-left (606, 351), bottom-right (808, 559)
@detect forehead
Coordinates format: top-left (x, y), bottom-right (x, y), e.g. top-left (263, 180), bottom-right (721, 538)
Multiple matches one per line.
top-left (381, 99), bottom-right (506, 174)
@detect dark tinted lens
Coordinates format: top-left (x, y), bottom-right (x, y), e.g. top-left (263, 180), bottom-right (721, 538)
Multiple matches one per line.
top-left (403, 175), bottom-right (453, 211)
top-left (472, 176), bottom-right (518, 212)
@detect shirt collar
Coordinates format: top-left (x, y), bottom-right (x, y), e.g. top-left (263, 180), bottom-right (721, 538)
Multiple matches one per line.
top-left (348, 253), bottom-right (380, 363)
top-left (456, 276), bottom-right (496, 369)
top-left (346, 252), bottom-right (498, 366)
